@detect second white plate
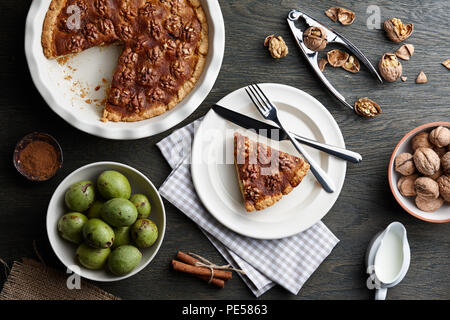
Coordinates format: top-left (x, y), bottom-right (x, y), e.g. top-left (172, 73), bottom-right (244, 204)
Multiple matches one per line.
top-left (191, 83), bottom-right (347, 239)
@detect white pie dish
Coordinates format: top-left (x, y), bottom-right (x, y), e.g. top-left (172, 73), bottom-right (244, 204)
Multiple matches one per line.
top-left (191, 83), bottom-right (347, 239)
top-left (47, 162), bottom-right (166, 281)
top-left (25, 0), bottom-right (225, 140)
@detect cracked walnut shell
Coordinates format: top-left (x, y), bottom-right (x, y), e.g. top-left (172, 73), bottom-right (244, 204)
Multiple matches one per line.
top-left (395, 44), bottom-right (414, 60)
top-left (343, 55), bottom-right (360, 73)
top-left (318, 58), bottom-right (328, 72)
top-left (416, 71), bottom-right (428, 84)
top-left (337, 8), bottom-right (356, 25)
top-left (303, 27), bottom-right (328, 51)
top-left (384, 18), bottom-right (413, 43)
top-left (325, 7), bottom-right (355, 25)
top-left (442, 59), bottom-right (450, 69)
top-left (325, 7), bottom-right (339, 22)
top-left (327, 49), bottom-right (349, 67)
top-left (354, 97), bottom-right (381, 118)
top-left (264, 35), bottom-right (288, 59)
top-left (379, 53), bottom-right (402, 82)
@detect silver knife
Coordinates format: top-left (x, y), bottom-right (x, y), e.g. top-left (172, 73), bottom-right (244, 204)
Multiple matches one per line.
top-left (212, 104), bottom-right (362, 163)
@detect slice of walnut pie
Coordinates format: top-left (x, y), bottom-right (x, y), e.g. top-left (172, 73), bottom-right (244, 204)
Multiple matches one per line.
top-left (233, 132), bottom-right (310, 212)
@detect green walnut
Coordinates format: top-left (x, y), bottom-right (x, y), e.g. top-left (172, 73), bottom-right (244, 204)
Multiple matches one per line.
top-left (130, 194), bottom-right (151, 219)
top-left (97, 170), bottom-right (131, 200)
top-left (112, 226), bottom-right (131, 249)
top-left (57, 212), bottom-right (88, 244)
top-left (107, 245), bottom-right (142, 276)
top-left (87, 200), bottom-right (104, 219)
top-left (76, 243), bottom-right (111, 270)
top-left (82, 218), bottom-right (115, 248)
top-left (64, 180), bottom-right (95, 212)
top-left (131, 219), bottom-right (158, 248)
top-left (100, 198), bottom-right (138, 227)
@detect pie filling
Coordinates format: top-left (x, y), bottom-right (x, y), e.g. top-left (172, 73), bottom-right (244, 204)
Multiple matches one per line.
top-left (41, 0), bottom-right (208, 122)
top-left (234, 133), bottom-right (310, 212)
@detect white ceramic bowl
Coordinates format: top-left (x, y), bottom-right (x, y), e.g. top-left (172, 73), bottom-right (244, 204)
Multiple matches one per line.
top-left (388, 122), bottom-right (450, 223)
top-left (47, 162), bottom-right (166, 281)
top-left (25, 0), bottom-right (225, 140)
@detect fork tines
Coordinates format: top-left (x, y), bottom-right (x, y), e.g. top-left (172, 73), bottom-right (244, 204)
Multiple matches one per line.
top-left (245, 84), bottom-right (276, 118)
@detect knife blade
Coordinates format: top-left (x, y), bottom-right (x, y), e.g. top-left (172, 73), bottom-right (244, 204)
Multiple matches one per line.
top-left (212, 104), bottom-right (362, 163)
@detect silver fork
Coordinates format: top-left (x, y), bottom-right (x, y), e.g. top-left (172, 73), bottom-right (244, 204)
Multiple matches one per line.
top-left (245, 84), bottom-right (335, 193)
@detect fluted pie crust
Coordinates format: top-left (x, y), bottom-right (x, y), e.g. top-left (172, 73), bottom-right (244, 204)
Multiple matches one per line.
top-left (234, 133), bottom-right (310, 212)
top-left (41, 0), bottom-right (208, 122)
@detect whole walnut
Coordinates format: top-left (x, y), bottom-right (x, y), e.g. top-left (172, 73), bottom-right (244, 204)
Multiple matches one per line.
top-left (414, 177), bottom-right (439, 199)
top-left (411, 132), bottom-right (432, 151)
top-left (442, 152), bottom-right (450, 175)
top-left (397, 174), bottom-right (418, 197)
top-left (394, 152), bottom-right (416, 176)
top-left (303, 26), bottom-right (328, 51)
top-left (437, 175), bottom-right (450, 202)
top-left (413, 147), bottom-right (440, 176)
top-left (415, 196), bottom-right (444, 212)
top-left (429, 126), bottom-right (450, 148)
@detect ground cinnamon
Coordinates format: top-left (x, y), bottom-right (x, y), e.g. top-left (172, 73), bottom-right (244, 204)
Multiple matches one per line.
top-left (18, 140), bottom-right (59, 179)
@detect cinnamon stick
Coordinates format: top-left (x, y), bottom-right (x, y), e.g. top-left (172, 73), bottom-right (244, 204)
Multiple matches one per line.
top-left (197, 275), bottom-right (226, 288)
top-left (175, 251), bottom-right (228, 288)
top-left (171, 260), bottom-right (233, 280)
top-left (176, 251), bottom-right (233, 279)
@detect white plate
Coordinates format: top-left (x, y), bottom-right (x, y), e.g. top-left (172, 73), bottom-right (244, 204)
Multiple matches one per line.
top-left (191, 83), bottom-right (347, 239)
top-left (25, 0), bottom-right (225, 140)
top-left (47, 162), bottom-right (166, 282)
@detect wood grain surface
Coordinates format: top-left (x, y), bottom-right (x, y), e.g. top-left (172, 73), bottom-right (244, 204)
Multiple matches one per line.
top-left (0, 0), bottom-right (449, 300)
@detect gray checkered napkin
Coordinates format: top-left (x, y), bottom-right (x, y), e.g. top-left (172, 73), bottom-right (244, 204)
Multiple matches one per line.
top-left (157, 119), bottom-right (339, 297)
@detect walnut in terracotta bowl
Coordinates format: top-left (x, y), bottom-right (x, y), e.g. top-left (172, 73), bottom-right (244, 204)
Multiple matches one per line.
top-left (388, 122), bottom-right (450, 223)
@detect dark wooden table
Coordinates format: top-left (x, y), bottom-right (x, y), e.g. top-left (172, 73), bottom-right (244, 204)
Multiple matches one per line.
top-left (0, 0), bottom-right (449, 300)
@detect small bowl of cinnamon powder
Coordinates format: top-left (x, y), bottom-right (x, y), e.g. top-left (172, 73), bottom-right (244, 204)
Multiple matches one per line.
top-left (13, 132), bottom-right (63, 181)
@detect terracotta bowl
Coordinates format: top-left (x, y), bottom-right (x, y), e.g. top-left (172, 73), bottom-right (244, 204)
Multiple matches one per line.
top-left (388, 122), bottom-right (450, 223)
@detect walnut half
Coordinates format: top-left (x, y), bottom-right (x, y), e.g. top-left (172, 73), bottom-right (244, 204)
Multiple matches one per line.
top-left (354, 97), bottom-right (381, 118)
top-left (264, 35), bottom-right (288, 59)
top-left (384, 18), bottom-right (413, 43)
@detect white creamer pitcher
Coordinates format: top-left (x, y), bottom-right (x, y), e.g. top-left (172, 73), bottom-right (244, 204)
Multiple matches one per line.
top-left (365, 222), bottom-right (411, 300)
